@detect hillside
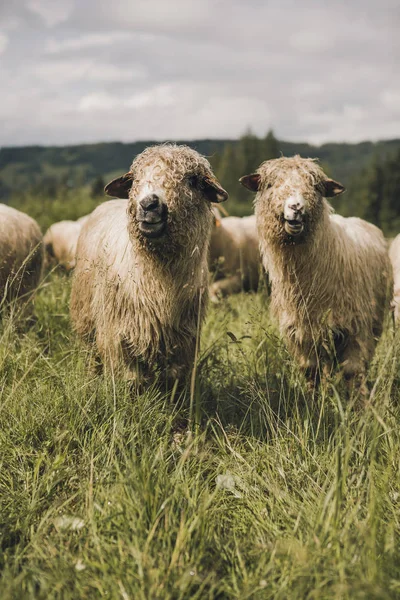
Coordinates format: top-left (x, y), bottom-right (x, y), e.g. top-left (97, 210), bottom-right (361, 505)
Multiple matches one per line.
top-left (1, 137), bottom-right (399, 201)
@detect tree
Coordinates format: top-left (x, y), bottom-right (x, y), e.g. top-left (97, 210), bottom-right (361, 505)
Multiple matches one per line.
top-left (262, 129), bottom-right (280, 161)
top-left (91, 175), bottom-right (105, 198)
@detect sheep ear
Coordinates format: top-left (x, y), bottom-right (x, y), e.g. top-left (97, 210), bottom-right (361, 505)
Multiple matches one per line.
top-left (239, 173), bottom-right (261, 192)
top-left (202, 176), bottom-right (228, 203)
top-left (322, 179), bottom-right (346, 198)
top-left (104, 173), bottom-right (134, 198)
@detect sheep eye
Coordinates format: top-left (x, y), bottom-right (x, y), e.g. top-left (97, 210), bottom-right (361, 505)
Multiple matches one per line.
top-left (187, 175), bottom-right (199, 188)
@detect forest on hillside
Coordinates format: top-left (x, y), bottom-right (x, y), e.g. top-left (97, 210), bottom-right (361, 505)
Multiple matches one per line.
top-left (1, 132), bottom-right (399, 235)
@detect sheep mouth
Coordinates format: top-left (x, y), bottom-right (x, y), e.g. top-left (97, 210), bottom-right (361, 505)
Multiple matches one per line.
top-left (138, 219), bottom-right (167, 238)
top-left (284, 219), bottom-right (304, 236)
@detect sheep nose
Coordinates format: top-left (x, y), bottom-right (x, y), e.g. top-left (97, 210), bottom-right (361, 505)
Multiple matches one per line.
top-left (288, 201), bottom-right (302, 212)
top-left (140, 194), bottom-right (160, 211)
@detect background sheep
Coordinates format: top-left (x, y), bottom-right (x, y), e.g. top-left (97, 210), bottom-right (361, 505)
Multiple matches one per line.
top-left (0, 203), bottom-right (43, 309)
top-left (240, 156), bottom-right (392, 390)
top-left (70, 144), bottom-right (227, 387)
top-left (209, 207), bottom-right (261, 301)
top-left (389, 234), bottom-right (400, 323)
top-left (43, 215), bottom-right (89, 271)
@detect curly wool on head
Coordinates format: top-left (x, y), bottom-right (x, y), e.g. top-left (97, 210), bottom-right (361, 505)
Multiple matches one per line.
top-left (253, 161), bottom-right (326, 248)
top-left (126, 144), bottom-right (218, 262)
top-left (256, 155), bottom-right (327, 189)
top-left (129, 143), bottom-right (214, 196)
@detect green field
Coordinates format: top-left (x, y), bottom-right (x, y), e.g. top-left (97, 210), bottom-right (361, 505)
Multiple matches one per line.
top-left (1, 275), bottom-right (400, 599)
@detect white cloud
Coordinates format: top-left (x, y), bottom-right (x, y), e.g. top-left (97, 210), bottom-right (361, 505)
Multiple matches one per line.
top-left (26, 0), bottom-right (73, 27)
top-left (78, 92), bottom-right (117, 112)
top-left (0, 0), bottom-right (398, 146)
top-left (381, 90), bottom-right (400, 114)
top-left (78, 84), bottom-right (174, 112)
top-left (33, 59), bottom-right (145, 85)
top-left (0, 32), bottom-right (8, 55)
top-left (45, 32), bottom-right (132, 54)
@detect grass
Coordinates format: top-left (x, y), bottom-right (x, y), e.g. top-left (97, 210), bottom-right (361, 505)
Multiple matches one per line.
top-left (1, 273), bottom-right (400, 599)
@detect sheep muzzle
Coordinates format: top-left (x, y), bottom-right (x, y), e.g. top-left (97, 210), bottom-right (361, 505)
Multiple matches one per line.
top-left (136, 194), bottom-right (168, 239)
top-left (284, 219), bottom-right (304, 236)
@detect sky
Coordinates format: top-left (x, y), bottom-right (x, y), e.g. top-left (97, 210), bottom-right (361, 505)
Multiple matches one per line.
top-left (0, 0), bottom-right (399, 147)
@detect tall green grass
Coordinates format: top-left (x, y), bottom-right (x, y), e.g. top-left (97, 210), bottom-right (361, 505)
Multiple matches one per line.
top-left (1, 275), bottom-right (399, 599)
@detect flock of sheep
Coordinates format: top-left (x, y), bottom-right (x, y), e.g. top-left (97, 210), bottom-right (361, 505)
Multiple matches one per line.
top-left (1, 143), bottom-right (397, 397)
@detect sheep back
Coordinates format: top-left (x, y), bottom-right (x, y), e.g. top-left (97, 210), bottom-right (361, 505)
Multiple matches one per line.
top-left (389, 234), bottom-right (400, 322)
top-left (0, 204), bottom-right (43, 304)
top-left (43, 219), bottom-right (84, 271)
top-left (209, 214), bottom-right (260, 298)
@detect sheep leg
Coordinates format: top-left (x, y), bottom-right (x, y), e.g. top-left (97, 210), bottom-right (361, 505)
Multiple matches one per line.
top-left (340, 339), bottom-right (370, 403)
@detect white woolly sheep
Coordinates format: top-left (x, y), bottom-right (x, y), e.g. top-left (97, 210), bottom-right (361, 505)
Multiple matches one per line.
top-left (43, 216), bottom-right (88, 271)
top-left (240, 155), bottom-right (392, 390)
top-left (43, 215), bottom-right (89, 271)
top-left (209, 208), bottom-right (261, 301)
top-left (389, 235), bottom-right (400, 323)
top-left (70, 144), bottom-right (228, 387)
top-left (0, 203), bottom-right (43, 308)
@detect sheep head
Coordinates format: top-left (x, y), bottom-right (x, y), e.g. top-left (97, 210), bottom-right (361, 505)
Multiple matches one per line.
top-left (240, 155), bottom-right (345, 245)
top-left (105, 144), bottom-right (228, 249)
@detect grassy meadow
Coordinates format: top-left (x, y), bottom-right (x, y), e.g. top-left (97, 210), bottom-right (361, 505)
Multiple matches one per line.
top-left (1, 272), bottom-right (400, 599)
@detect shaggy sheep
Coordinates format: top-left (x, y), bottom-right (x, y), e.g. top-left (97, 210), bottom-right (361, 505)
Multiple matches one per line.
top-left (240, 156), bottom-right (392, 390)
top-left (0, 204), bottom-right (43, 308)
top-left (389, 235), bottom-right (400, 322)
top-left (209, 207), bottom-right (261, 301)
top-left (43, 215), bottom-right (89, 271)
top-left (70, 144), bottom-right (228, 387)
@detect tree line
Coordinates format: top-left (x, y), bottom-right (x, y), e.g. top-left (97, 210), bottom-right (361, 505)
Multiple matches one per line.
top-left (2, 131), bottom-right (400, 235)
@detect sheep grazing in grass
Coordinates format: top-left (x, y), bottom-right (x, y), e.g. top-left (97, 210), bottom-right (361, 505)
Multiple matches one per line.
top-left (209, 207), bottom-right (261, 301)
top-left (70, 144), bottom-right (228, 387)
top-left (0, 204), bottom-right (43, 309)
top-left (43, 215), bottom-right (90, 272)
top-left (389, 235), bottom-right (400, 323)
top-left (240, 155), bottom-right (392, 392)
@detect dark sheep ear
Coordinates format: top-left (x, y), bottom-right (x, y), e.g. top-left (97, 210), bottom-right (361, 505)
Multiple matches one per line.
top-left (104, 173), bottom-right (134, 198)
top-left (321, 178), bottom-right (346, 198)
top-left (202, 176), bottom-right (228, 203)
top-left (239, 173), bottom-right (261, 192)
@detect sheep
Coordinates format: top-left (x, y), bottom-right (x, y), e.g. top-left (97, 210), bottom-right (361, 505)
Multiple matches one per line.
top-left (70, 144), bottom-right (228, 388)
top-left (0, 203), bottom-right (43, 309)
top-left (240, 155), bottom-right (392, 392)
top-left (209, 207), bottom-right (261, 301)
top-left (389, 235), bottom-right (400, 322)
top-left (43, 215), bottom-right (90, 271)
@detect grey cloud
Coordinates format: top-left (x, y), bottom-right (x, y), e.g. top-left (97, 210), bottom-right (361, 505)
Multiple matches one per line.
top-left (0, 0), bottom-right (399, 146)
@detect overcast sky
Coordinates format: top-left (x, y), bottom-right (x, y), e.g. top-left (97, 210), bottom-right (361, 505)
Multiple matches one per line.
top-left (0, 0), bottom-right (399, 147)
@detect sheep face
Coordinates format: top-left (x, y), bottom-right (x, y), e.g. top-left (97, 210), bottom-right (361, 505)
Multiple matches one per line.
top-left (105, 144), bottom-right (227, 249)
top-left (240, 156), bottom-right (345, 245)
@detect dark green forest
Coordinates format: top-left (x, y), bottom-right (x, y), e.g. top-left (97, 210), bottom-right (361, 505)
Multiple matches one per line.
top-left (1, 131), bottom-right (399, 234)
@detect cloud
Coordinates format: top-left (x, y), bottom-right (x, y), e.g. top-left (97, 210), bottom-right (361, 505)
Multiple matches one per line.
top-left (45, 31), bottom-right (132, 54)
top-left (26, 0), bottom-right (73, 27)
top-left (33, 59), bottom-right (145, 85)
top-left (0, 32), bottom-right (8, 55)
top-left (0, 0), bottom-right (399, 146)
top-left (77, 84), bottom-right (173, 112)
